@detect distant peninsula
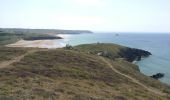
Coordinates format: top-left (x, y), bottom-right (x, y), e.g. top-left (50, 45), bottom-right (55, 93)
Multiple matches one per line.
top-left (0, 28), bottom-right (93, 34)
top-left (0, 28), bottom-right (92, 45)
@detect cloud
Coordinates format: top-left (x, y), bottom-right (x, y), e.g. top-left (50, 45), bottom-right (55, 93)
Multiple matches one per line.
top-left (72, 0), bottom-right (105, 7)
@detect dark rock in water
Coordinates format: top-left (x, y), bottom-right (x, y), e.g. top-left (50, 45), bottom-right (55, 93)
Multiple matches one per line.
top-left (150, 73), bottom-right (164, 80)
top-left (96, 48), bottom-right (151, 62)
top-left (119, 48), bottom-right (151, 62)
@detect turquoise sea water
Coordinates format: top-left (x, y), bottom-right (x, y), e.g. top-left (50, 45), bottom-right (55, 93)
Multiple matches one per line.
top-left (61, 33), bottom-right (170, 85)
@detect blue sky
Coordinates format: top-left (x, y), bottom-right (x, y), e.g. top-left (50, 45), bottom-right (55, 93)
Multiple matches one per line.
top-left (0, 0), bottom-right (170, 32)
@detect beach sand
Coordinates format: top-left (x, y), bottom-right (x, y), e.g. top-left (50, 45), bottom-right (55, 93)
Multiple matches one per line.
top-left (6, 39), bottom-right (66, 48)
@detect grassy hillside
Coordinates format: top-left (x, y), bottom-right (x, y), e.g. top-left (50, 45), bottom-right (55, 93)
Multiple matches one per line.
top-left (0, 47), bottom-right (28, 63)
top-left (0, 32), bottom-right (20, 45)
top-left (74, 43), bottom-right (151, 62)
top-left (0, 44), bottom-right (169, 99)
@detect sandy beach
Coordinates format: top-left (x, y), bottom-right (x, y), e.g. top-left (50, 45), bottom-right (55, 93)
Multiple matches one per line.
top-left (6, 34), bottom-right (71, 48)
top-left (6, 39), bottom-right (66, 48)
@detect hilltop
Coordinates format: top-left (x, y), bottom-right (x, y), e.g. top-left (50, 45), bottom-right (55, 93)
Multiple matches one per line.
top-left (74, 43), bottom-right (151, 62)
top-left (0, 43), bottom-right (169, 100)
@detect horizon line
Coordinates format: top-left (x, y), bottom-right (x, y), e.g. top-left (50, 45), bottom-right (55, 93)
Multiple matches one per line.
top-left (1, 27), bottom-right (170, 33)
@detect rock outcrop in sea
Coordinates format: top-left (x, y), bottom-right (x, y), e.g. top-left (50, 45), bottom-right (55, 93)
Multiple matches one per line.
top-left (150, 73), bottom-right (165, 80)
top-left (119, 48), bottom-right (152, 62)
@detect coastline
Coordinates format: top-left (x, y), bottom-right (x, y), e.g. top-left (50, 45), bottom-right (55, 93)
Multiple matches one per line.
top-left (6, 39), bottom-right (66, 48)
top-left (4, 33), bottom-right (169, 85)
top-left (5, 34), bottom-right (68, 49)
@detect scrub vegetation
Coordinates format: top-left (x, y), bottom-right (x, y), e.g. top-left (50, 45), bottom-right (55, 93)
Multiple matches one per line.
top-left (0, 43), bottom-right (169, 100)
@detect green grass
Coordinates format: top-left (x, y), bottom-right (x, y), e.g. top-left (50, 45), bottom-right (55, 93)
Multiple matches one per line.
top-left (74, 43), bottom-right (151, 62)
top-left (74, 43), bottom-right (124, 57)
top-left (0, 47), bottom-right (28, 62)
top-left (0, 32), bottom-right (20, 45)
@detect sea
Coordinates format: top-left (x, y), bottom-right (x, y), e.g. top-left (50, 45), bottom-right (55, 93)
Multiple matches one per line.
top-left (58, 33), bottom-right (170, 85)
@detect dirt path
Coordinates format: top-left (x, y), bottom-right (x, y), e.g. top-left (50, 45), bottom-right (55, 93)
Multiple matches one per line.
top-left (99, 57), bottom-right (167, 96)
top-left (0, 50), bottom-right (37, 68)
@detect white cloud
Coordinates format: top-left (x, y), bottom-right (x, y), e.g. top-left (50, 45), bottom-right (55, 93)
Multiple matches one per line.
top-left (72, 0), bottom-right (105, 7)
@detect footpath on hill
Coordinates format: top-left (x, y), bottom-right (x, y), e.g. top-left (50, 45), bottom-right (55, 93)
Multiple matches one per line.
top-left (99, 57), bottom-right (167, 96)
top-left (0, 50), bottom-right (37, 68)
top-left (0, 48), bottom-right (167, 96)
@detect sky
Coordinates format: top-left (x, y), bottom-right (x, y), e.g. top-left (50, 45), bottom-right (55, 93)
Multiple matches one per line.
top-left (0, 0), bottom-right (170, 32)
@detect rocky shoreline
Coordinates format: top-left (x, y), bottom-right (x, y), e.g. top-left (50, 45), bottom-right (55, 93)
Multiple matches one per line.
top-left (119, 48), bottom-right (152, 62)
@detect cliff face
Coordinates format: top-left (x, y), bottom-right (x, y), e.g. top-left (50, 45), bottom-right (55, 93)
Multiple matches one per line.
top-left (119, 48), bottom-right (151, 62)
